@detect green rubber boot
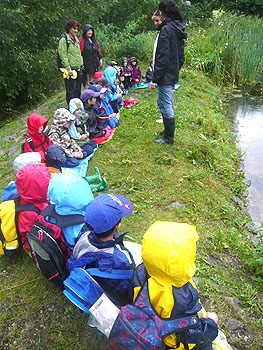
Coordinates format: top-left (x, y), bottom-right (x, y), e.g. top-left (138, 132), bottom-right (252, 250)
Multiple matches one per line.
top-left (89, 177), bottom-right (108, 193)
top-left (86, 167), bottom-right (102, 184)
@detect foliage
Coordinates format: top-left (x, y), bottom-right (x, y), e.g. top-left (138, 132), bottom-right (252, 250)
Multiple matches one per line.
top-left (185, 12), bottom-right (263, 86)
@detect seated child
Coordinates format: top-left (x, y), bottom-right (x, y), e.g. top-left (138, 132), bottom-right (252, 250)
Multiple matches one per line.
top-left (145, 59), bottom-right (154, 82)
top-left (120, 57), bottom-right (133, 91)
top-left (129, 57), bottom-right (142, 86)
top-left (104, 67), bottom-right (123, 113)
top-left (89, 84), bottom-right (119, 129)
top-left (67, 194), bottom-right (134, 305)
top-left (15, 164), bottom-right (51, 253)
top-left (48, 108), bottom-right (90, 167)
top-left (48, 172), bottom-right (93, 247)
top-left (129, 221), bottom-right (219, 350)
top-left (68, 98), bottom-right (98, 156)
top-left (80, 89), bottom-right (107, 138)
top-left (45, 144), bottom-right (107, 192)
top-left (23, 113), bottom-right (52, 162)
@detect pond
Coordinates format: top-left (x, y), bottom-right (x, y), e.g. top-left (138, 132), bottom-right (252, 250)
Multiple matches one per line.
top-left (226, 91), bottom-right (263, 230)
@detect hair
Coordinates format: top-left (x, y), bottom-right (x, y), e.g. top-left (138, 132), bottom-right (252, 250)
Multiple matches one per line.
top-left (158, 0), bottom-right (183, 22)
top-left (94, 219), bottom-right (122, 239)
top-left (65, 19), bottom-right (80, 33)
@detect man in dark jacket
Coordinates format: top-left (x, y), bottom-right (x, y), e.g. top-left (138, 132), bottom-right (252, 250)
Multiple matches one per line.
top-left (150, 0), bottom-right (187, 145)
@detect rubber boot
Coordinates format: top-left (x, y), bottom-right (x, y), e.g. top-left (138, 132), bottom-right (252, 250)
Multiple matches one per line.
top-left (86, 167), bottom-right (102, 184)
top-left (154, 117), bottom-right (174, 145)
top-left (89, 177), bottom-right (108, 193)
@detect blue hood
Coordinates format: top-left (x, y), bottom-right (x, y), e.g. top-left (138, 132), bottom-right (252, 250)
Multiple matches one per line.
top-left (104, 67), bottom-right (117, 86)
top-left (48, 172), bottom-right (93, 216)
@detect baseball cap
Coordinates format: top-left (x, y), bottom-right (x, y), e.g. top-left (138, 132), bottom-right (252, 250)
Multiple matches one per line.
top-left (84, 194), bottom-right (133, 235)
top-left (88, 84), bottom-right (102, 93)
top-left (80, 89), bottom-right (100, 101)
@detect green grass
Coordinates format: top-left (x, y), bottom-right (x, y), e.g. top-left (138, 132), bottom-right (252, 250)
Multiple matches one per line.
top-left (0, 68), bottom-right (262, 349)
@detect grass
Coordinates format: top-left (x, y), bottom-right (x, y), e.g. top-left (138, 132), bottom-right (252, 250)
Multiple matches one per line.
top-left (0, 67), bottom-right (263, 349)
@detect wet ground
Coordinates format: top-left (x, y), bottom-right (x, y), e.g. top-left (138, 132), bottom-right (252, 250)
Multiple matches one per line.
top-left (226, 91), bottom-right (263, 229)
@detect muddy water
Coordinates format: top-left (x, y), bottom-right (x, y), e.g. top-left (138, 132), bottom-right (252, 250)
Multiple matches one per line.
top-left (226, 92), bottom-right (263, 229)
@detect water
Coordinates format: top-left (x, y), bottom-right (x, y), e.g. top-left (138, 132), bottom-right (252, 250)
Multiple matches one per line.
top-left (227, 92), bottom-right (263, 229)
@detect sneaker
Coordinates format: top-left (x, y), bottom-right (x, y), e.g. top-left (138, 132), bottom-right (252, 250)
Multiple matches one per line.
top-left (156, 116), bottom-right (163, 123)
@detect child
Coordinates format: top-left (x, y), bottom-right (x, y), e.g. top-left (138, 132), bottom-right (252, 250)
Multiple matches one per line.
top-left (48, 172), bottom-right (93, 248)
top-left (15, 164), bottom-right (51, 253)
top-left (68, 98), bottom-right (98, 156)
top-left (120, 57), bottom-right (133, 92)
top-left (129, 221), bottom-right (219, 349)
top-left (145, 59), bottom-right (154, 82)
top-left (129, 57), bottom-right (142, 86)
top-left (48, 108), bottom-right (88, 167)
top-left (89, 84), bottom-right (119, 129)
top-left (45, 144), bottom-right (107, 192)
top-left (67, 194), bottom-right (134, 305)
top-left (80, 89), bottom-right (107, 138)
top-left (23, 113), bottom-right (52, 163)
top-left (104, 66), bottom-right (122, 113)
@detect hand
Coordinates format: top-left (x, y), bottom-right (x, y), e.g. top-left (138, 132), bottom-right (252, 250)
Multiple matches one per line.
top-left (206, 312), bottom-right (218, 324)
top-left (76, 151), bottom-right (83, 158)
top-left (150, 82), bottom-right (156, 90)
top-left (80, 134), bottom-right (89, 140)
top-left (120, 77), bottom-right (124, 81)
top-left (99, 59), bottom-right (103, 68)
top-left (136, 79), bottom-right (139, 82)
top-left (68, 69), bottom-right (73, 76)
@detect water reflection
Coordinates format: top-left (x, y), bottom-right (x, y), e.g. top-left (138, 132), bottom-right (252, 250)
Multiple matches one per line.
top-left (226, 93), bottom-right (263, 228)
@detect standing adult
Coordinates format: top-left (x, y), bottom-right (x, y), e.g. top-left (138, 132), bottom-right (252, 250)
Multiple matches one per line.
top-left (150, 0), bottom-right (187, 145)
top-left (79, 24), bottom-right (103, 88)
top-left (58, 19), bottom-right (83, 106)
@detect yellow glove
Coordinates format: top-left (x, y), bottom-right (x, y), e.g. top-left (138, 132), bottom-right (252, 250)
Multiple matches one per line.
top-left (60, 68), bottom-right (77, 79)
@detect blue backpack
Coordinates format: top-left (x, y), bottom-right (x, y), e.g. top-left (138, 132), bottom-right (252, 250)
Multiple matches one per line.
top-left (63, 267), bottom-right (134, 313)
top-left (109, 275), bottom-right (206, 350)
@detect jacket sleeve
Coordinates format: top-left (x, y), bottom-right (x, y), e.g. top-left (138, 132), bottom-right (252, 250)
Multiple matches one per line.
top-left (79, 37), bottom-right (84, 53)
top-left (153, 27), bottom-right (171, 83)
top-left (58, 37), bottom-right (71, 70)
top-left (96, 42), bottom-right (102, 59)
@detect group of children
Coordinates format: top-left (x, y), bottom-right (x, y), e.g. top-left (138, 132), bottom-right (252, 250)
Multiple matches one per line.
top-left (0, 52), bottom-right (228, 349)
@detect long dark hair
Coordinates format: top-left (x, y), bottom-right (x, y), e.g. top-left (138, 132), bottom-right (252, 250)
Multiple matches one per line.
top-left (158, 0), bottom-right (183, 22)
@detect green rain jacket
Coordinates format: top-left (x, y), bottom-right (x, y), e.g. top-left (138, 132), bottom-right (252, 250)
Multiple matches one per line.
top-left (58, 33), bottom-right (83, 71)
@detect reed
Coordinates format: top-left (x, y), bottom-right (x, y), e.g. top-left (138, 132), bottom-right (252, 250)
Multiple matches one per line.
top-left (185, 12), bottom-right (263, 86)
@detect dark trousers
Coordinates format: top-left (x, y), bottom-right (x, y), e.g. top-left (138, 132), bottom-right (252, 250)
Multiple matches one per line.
top-left (80, 140), bottom-right (97, 158)
top-left (65, 70), bottom-right (82, 106)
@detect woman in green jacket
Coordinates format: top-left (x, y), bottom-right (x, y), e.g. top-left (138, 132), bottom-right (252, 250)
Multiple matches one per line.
top-left (58, 19), bottom-right (84, 105)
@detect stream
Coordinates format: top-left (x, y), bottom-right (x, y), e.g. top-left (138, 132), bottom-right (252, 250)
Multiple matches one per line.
top-left (226, 91), bottom-right (263, 230)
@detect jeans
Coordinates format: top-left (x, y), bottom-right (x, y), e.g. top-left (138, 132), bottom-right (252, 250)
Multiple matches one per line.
top-left (157, 84), bottom-right (174, 119)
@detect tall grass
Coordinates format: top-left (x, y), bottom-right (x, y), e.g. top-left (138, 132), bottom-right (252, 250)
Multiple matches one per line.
top-left (185, 12), bottom-right (263, 86)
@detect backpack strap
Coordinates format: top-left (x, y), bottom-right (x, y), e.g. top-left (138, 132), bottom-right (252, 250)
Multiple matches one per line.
top-left (15, 204), bottom-right (41, 214)
top-left (86, 268), bottom-right (134, 280)
top-left (25, 133), bottom-right (48, 151)
top-left (60, 32), bottom-right (70, 50)
top-left (40, 204), bottom-right (84, 228)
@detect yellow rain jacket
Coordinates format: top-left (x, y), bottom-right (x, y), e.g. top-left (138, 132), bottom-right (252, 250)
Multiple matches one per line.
top-left (131, 221), bottom-right (218, 349)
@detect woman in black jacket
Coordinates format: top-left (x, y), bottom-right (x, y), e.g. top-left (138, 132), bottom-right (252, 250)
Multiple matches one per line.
top-left (150, 0), bottom-right (187, 145)
top-left (79, 24), bottom-right (103, 88)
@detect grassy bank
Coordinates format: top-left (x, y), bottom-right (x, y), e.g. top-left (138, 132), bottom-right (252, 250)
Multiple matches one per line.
top-left (0, 68), bottom-right (262, 349)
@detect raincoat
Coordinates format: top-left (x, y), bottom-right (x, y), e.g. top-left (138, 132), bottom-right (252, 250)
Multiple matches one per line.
top-left (130, 221), bottom-right (218, 349)
top-left (48, 172), bottom-right (93, 247)
top-left (68, 98), bottom-right (89, 144)
top-left (129, 57), bottom-right (142, 85)
top-left (48, 108), bottom-right (83, 158)
top-left (15, 164), bottom-right (51, 251)
top-left (24, 113), bottom-right (52, 163)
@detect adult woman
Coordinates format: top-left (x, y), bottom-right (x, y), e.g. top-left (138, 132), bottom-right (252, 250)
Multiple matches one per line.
top-left (79, 24), bottom-right (103, 88)
top-left (58, 19), bottom-right (83, 106)
top-left (150, 0), bottom-right (187, 145)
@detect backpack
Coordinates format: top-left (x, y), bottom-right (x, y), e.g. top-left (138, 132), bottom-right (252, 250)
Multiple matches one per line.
top-left (56, 33), bottom-right (69, 70)
top-left (0, 198), bottom-right (40, 256)
top-left (108, 271), bottom-right (204, 350)
top-left (21, 132), bottom-right (49, 153)
top-left (27, 204), bottom-right (85, 288)
top-left (63, 267), bottom-right (134, 313)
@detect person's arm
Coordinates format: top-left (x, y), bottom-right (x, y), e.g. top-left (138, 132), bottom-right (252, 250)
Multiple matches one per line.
top-left (58, 36), bottom-right (71, 71)
top-left (79, 36), bottom-right (84, 53)
top-left (153, 27), bottom-right (170, 83)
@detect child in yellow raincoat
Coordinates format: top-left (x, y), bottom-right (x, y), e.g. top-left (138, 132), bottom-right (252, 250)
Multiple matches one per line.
top-left (129, 221), bottom-right (219, 350)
